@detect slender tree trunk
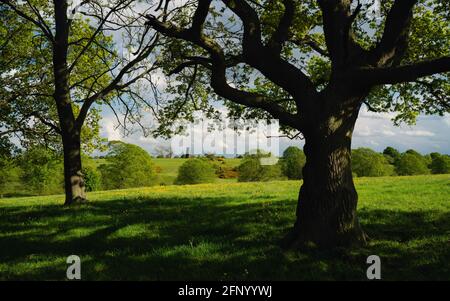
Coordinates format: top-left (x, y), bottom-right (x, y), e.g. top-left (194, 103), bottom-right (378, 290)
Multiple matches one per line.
top-left (52, 0), bottom-right (87, 205)
top-left (283, 104), bottom-right (367, 248)
top-left (55, 73), bottom-right (87, 205)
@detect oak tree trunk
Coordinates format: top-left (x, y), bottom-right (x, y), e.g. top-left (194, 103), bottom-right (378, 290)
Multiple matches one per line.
top-left (284, 105), bottom-right (367, 248)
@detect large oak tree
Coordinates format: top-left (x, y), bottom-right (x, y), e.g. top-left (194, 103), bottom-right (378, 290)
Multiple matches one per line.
top-left (145, 0), bottom-right (449, 247)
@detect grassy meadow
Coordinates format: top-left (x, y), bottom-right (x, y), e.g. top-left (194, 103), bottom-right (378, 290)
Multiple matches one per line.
top-left (0, 174), bottom-right (449, 280)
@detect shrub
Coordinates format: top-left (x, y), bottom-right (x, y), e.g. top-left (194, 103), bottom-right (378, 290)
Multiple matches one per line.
top-left (82, 165), bottom-right (102, 192)
top-left (260, 163), bottom-right (283, 181)
top-left (206, 157), bottom-right (239, 179)
top-left (237, 157), bottom-right (261, 182)
top-left (18, 146), bottom-right (64, 195)
top-left (175, 158), bottom-right (216, 185)
top-left (279, 146), bottom-right (306, 179)
top-left (237, 152), bottom-right (283, 182)
top-left (81, 155), bottom-right (102, 192)
top-left (99, 141), bottom-right (157, 189)
top-left (352, 148), bottom-right (395, 177)
top-left (0, 157), bottom-right (22, 197)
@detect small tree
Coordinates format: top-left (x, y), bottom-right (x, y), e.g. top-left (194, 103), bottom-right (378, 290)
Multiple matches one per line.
top-left (99, 141), bottom-right (157, 189)
top-left (175, 158), bottom-right (216, 185)
top-left (430, 154), bottom-right (450, 174)
top-left (396, 153), bottom-right (430, 175)
top-left (280, 146), bottom-right (306, 180)
top-left (352, 148), bottom-right (395, 177)
top-left (383, 147), bottom-right (401, 164)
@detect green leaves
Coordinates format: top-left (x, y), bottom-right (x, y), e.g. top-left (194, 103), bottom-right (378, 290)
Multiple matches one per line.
top-left (99, 141), bottom-right (158, 189)
top-left (0, 4), bottom-right (113, 150)
top-left (279, 146), bottom-right (306, 180)
top-left (154, 0), bottom-right (449, 129)
top-left (175, 158), bottom-right (217, 185)
top-left (352, 148), bottom-right (395, 177)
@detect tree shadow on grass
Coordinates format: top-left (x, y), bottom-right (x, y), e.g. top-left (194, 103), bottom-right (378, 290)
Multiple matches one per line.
top-left (0, 195), bottom-right (449, 280)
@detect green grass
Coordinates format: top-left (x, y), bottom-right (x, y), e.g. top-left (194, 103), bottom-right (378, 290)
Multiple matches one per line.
top-left (0, 175), bottom-right (449, 280)
top-left (153, 158), bottom-right (187, 185)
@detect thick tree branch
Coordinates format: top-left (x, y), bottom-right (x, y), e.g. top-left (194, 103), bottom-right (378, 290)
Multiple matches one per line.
top-left (359, 57), bottom-right (450, 85)
top-left (370, 0), bottom-right (419, 66)
top-left (316, 0), bottom-right (352, 67)
top-left (145, 10), bottom-right (302, 129)
top-left (168, 57), bottom-right (211, 75)
top-left (190, 0), bottom-right (211, 35)
top-left (221, 0), bottom-right (317, 103)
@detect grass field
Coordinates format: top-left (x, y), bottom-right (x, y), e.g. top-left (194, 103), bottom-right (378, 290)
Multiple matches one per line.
top-left (0, 175), bottom-right (449, 280)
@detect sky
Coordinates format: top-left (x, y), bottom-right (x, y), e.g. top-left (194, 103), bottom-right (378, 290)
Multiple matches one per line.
top-left (99, 107), bottom-right (450, 156)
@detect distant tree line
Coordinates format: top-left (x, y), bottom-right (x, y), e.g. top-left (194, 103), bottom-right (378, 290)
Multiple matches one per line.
top-left (236, 146), bottom-right (450, 182)
top-left (1, 141), bottom-right (449, 197)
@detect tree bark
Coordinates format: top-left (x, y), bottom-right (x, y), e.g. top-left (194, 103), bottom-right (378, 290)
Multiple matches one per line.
top-left (62, 132), bottom-right (87, 205)
top-left (283, 104), bottom-right (367, 248)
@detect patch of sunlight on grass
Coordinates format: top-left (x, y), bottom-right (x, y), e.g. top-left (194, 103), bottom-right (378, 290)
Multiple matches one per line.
top-left (52, 226), bottom-right (109, 242)
top-left (108, 224), bottom-right (159, 240)
top-left (155, 241), bottom-right (225, 259)
top-left (0, 255), bottom-right (67, 279)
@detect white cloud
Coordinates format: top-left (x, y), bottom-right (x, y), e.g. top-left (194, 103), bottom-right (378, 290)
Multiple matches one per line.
top-left (359, 109), bottom-right (396, 120)
top-left (381, 129), bottom-right (396, 136)
top-left (100, 116), bottom-right (122, 141)
top-left (354, 124), bottom-right (373, 137)
top-left (401, 130), bottom-right (435, 137)
top-left (369, 140), bottom-right (380, 146)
